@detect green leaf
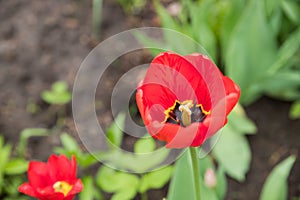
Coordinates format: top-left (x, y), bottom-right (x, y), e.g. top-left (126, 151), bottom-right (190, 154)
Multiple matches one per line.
top-left (139, 166), bottom-right (173, 193)
top-left (225, 0), bottom-right (277, 104)
top-left (281, 0), bottom-right (300, 24)
top-left (106, 112), bottom-right (126, 148)
top-left (41, 81), bottom-right (71, 105)
top-left (220, 0), bottom-right (245, 57)
top-left (99, 146), bottom-right (170, 172)
top-left (167, 150), bottom-right (196, 200)
top-left (262, 70), bottom-right (300, 93)
top-left (18, 128), bottom-right (49, 157)
top-left (0, 143), bottom-right (12, 188)
top-left (269, 5), bottom-right (283, 37)
top-left (290, 100), bottom-right (300, 119)
top-left (265, 0), bottom-right (283, 17)
top-left (134, 30), bottom-right (168, 56)
top-left (96, 166), bottom-right (139, 198)
top-left (213, 125), bottom-right (251, 181)
top-left (190, 0), bottom-right (217, 60)
top-left (154, 1), bottom-right (181, 31)
top-left (77, 154), bottom-right (98, 169)
top-left (215, 166), bottom-right (227, 200)
top-left (111, 188), bottom-right (137, 200)
top-left (198, 155), bottom-right (215, 176)
top-left (134, 137), bottom-right (156, 154)
top-left (60, 133), bottom-right (80, 152)
top-left (154, 1), bottom-right (199, 55)
top-left (79, 176), bottom-right (94, 200)
top-left (228, 104), bottom-right (257, 135)
top-left (3, 175), bottom-right (25, 197)
top-left (52, 81), bottom-right (68, 92)
top-left (4, 159), bottom-right (28, 175)
top-left (200, 184), bottom-right (219, 200)
top-left (268, 27), bottom-right (300, 74)
top-left (260, 156), bottom-right (296, 200)
top-left (79, 176), bottom-right (103, 200)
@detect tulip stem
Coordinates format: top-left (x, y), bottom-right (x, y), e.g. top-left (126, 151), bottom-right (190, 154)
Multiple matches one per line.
top-left (189, 147), bottom-right (201, 200)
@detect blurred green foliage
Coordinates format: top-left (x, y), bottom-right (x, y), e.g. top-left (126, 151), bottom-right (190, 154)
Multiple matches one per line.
top-left (117, 0), bottom-right (147, 15)
top-left (54, 112), bottom-right (174, 200)
top-left (41, 81), bottom-right (71, 105)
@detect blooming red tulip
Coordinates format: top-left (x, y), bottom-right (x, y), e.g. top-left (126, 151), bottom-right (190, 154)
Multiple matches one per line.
top-left (18, 154), bottom-right (83, 200)
top-left (136, 52), bottom-right (240, 148)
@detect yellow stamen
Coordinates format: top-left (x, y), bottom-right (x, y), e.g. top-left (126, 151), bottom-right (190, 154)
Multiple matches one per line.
top-left (53, 181), bottom-right (72, 196)
top-left (163, 100), bottom-right (180, 120)
top-left (196, 104), bottom-right (211, 115)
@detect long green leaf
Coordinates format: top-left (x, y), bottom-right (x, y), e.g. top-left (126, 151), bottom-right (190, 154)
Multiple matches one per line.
top-left (262, 70), bottom-right (300, 93)
top-left (213, 125), bottom-right (251, 181)
top-left (4, 159), bottom-right (28, 175)
top-left (106, 112), bottom-right (126, 148)
top-left (190, 0), bottom-right (217, 60)
top-left (167, 150), bottom-right (196, 200)
top-left (0, 143), bottom-right (12, 190)
top-left (260, 156), bottom-right (296, 200)
top-left (228, 104), bottom-right (257, 135)
top-left (268, 27), bottom-right (300, 74)
top-left (265, 0), bottom-right (283, 17)
top-left (281, 0), bottom-right (300, 24)
top-left (220, 0), bottom-right (246, 58)
top-left (225, 0), bottom-right (277, 104)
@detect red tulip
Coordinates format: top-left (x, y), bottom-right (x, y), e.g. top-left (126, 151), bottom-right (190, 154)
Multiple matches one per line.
top-left (136, 52), bottom-right (240, 148)
top-left (18, 154), bottom-right (83, 200)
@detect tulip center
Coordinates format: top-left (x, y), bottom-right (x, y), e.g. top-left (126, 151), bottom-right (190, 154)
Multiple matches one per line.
top-left (163, 100), bottom-right (210, 127)
top-left (53, 181), bottom-right (72, 196)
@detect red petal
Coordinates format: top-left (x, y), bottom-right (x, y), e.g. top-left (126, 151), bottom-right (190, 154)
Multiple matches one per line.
top-left (48, 155), bottom-right (76, 183)
top-left (28, 161), bottom-right (52, 188)
top-left (222, 76), bottom-right (241, 115)
top-left (184, 53), bottom-right (227, 111)
top-left (184, 53), bottom-right (240, 140)
top-left (140, 52), bottom-right (212, 110)
top-left (64, 195), bottom-right (76, 200)
top-left (68, 179), bottom-right (83, 196)
top-left (70, 155), bottom-right (77, 183)
top-left (146, 121), bottom-right (208, 148)
top-left (138, 84), bottom-right (177, 122)
top-left (18, 183), bottom-right (37, 197)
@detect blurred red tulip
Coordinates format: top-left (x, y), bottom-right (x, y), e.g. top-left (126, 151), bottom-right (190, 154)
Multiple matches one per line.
top-left (19, 154), bottom-right (83, 200)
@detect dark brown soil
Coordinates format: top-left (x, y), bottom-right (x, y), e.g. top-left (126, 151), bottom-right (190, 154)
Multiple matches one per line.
top-left (0, 1), bottom-right (299, 200)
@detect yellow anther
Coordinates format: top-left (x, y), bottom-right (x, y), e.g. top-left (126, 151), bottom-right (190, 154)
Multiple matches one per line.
top-left (53, 181), bottom-right (72, 196)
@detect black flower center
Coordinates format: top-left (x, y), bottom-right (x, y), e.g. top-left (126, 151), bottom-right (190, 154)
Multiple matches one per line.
top-left (163, 100), bottom-right (210, 127)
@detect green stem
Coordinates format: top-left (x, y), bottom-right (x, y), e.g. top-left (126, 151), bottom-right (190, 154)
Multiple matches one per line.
top-left (189, 147), bottom-right (201, 200)
top-left (92, 0), bottom-right (103, 40)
